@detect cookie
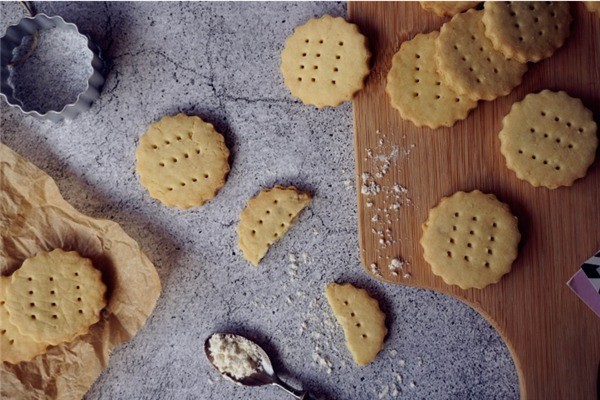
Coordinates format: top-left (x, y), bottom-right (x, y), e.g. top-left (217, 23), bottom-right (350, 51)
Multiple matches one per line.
top-left (420, 191), bottom-right (521, 290)
top-left (325, 282), bottom-right (387, 366)
top-left (482, 2), bottom-right (572, 63)
top-left (419, 1), bottom-right (481, 17)
top-left (136, 114), bottom-right (230, 209)
top-left (499, 90), bottom-right (598, 189)
top-left (281, 14), bottom-right (370, 108)
top-left (585, 2), bottom-right (600, 15)
top-left (238, 186), bottom-right (311, 266)
top-left (386, 31), bottom-right (477, 129)
top-left (4, 249), bottom-right (107, 346)
top-left (435, 9), bottom-right (528, 101)
top-left (1, 276), bottom-right (49, 364)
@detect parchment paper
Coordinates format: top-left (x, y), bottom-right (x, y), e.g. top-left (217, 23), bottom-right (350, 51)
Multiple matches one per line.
top-left (0, 143), bottom-right (161, 399)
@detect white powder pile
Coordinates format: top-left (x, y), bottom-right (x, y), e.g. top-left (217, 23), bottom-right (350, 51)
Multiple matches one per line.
top-left (208, 334), bottom-right (264, 380)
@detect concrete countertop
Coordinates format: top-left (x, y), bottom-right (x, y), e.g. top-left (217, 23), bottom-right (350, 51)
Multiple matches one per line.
top-left (0, 2), bottom-right (518, 399)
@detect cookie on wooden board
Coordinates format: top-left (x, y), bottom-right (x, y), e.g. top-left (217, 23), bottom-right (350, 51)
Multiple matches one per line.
top-left (482, 2), bottom-right (572, 63)
top-left (238, 186), bottom-right (311, 266)
top-left (435, 9), bottom-right (528, 101)
top-left (386, 31), bottom-right (477, 129)
top-left (281, 15), bottom-right (370, 108)
top-left (419, 1), bottom-right (481, 17)
top-left (136, 113), bottom-right (230, 209)
top-left (420, 191), bottom-right (521, 290)
top-left (499, 90), bottom-right (598, 189)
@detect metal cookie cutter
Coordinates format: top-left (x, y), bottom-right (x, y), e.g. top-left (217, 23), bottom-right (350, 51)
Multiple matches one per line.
top-left (0, 14), bottom-right (106, 123)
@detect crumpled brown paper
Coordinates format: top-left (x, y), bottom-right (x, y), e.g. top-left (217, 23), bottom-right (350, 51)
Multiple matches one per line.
top-left (0, 143), bottom-right (161, 399)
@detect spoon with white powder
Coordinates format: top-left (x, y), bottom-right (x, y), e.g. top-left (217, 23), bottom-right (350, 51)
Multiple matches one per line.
top-left (205, 333), bottom-right (315, 399)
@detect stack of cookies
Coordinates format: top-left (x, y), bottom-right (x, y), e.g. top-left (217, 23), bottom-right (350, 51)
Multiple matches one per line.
top-left (388, 2), bottom-right (573, 129)
top-left (0, 249), bottom-right (106, 364)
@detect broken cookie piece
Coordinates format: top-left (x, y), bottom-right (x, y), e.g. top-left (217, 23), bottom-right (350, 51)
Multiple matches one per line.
top-left (325, 282), bottom-right (387, 366)
top-left (237, 185), bottom-right (311, 266)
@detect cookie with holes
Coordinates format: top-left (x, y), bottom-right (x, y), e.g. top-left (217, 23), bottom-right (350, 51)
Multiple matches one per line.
top-left (420, 190), bottom-right (521, 290)
top-left (281, 14), bottom-right (370, 108)
top-left (386, 31), bottom-right (477, 129)
top-left (4, 249), bottom-right (106, 346)
top-left (435, 9), bottom-right (528, 101)
top-left (1, 276), bottom-right (49, 363)
top-left (499, 90), bottom-right (598, 189)
top-left (136, 114), bottom-right (230, 209)
top-left (238, 186), bottom-right (311, 266)
top-left (482, 2), bottom-right (572, 63)
top-left (419, 1), bottom-right (481, 17)
top-left (325, 282), bottom-right (387, 366)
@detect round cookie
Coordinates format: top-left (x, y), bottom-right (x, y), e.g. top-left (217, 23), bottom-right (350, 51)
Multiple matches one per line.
top-left (4, 249), bottom-right (107, 346)
top-left (420, 190), bottom-right (521, 290)
top-left (386, 31), bottom-right (477, 129)
top-left (435, 9), bottom-right (528, 101)
top-left (499, 90), bottom-right (598, 189)
top-left (1, 276), bottom-right (49, 364)
top-left (419, 1), bottom-right (481, 17)
top-left (281, 14), bottom-right (370, 108)
top-left (136, 114), bottom-right (230, 209)
top-left (482, 2), bottom-right (572, 63)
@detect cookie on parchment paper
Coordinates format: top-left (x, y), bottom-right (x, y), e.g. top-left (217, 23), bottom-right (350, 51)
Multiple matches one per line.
top-left (386, 31), bottom-right (477, 129)
top-left (482, 2), bottom-right (572, 63)
top-left (0, 276), bottom-right (49, 364)
top-left (420, 191), bottom-right (521, 290)
top-left (435, 10), bottom-right (528, 101)
top-left (237, 186), bottom-right (311, 266)
top-left (325, 282), bottom-right (387, 366)
top-left (4, 249), bottom-right (107, 346)
top-left (419, 1), bottom-right (481, 17)
top-left (281, 15), bottom-right (370, 108)
top-left (499, 90), bottom-right (598, 189)
top-left (136, 114), bottom-right (230, 209)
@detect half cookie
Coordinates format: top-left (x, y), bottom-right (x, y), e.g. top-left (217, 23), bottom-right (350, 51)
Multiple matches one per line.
top-left (325, 282), bottom-right (387, 366)
top-left (238, 186), bottom-right (311, 266)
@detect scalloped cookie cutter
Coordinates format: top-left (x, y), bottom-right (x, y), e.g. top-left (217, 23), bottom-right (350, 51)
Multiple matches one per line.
top-left (0, 14), bottom-right (106, 123)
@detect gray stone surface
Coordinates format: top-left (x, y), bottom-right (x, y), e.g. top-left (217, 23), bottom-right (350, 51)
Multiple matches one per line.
top-left (0, 2), bottom-right (518, 399)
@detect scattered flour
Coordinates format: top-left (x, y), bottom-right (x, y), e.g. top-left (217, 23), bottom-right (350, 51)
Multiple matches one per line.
top-left (360, 131), bottom-right (415, 271)
top-left (378, 384), bottom-right (389, 398)
top-left (370, 263), bottom-right (382, 277)
top-left (312, 350), bottom-right (333, 374)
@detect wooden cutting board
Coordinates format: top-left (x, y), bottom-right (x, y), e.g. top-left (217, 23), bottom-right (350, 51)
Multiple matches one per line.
top-left (349, 2), bottom-right (600, 399)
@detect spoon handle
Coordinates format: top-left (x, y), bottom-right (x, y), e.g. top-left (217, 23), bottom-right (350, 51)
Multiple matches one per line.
top-left (272, 378), bottom-right (316, 399)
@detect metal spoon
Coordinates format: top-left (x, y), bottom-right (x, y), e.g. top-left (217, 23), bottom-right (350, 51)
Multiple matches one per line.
top-left (205, 333), bottom-right (315, 399)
